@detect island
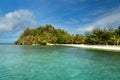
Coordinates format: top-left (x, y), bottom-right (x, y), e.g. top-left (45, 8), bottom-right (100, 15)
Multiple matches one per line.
top-left (15, 24), bottom-right (120, 47)
top-left (15, 24), bottom-right (85, 45)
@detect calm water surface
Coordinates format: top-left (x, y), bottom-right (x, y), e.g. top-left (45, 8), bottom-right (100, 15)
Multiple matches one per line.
top-left (0, 45), bottom-right (120, 80)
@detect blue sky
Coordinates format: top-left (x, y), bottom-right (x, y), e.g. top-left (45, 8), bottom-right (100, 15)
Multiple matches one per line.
top-left (0, 0), bottom-right (120, 43)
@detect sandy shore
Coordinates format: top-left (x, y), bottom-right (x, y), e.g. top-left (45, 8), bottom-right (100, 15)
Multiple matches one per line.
top-left (47, 43), bottom-right (120, 51)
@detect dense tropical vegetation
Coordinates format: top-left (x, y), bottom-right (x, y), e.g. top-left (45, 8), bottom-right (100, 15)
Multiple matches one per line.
top-left (15, 25), bottom-right (85, 45)
top-left (85, 26), bottom-right (120, 45)
top-left (15, 25), bottom-right (120, 45)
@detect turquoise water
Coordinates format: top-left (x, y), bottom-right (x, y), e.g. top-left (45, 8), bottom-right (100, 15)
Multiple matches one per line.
top-left (0, 45), bottom-right (120, 80)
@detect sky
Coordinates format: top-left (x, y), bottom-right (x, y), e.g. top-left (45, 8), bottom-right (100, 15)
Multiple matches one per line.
top-left (0, 0), bottom-right (120, 43)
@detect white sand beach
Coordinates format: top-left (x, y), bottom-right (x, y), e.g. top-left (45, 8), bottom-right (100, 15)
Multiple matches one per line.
top-left (47, 43), bottom-right (120, 51)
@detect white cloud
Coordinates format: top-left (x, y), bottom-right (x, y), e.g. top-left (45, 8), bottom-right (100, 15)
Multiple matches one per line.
top-left (77, 7), bottom-right (120, 32)
top-left (0, 9), bottom-right (36, 31)
top-left (78, 26), bottom-right (94, 32)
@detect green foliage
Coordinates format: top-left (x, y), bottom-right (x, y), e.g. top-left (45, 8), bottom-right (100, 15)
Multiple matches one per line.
top-left (15, 25), bottom-right (85, 45)
top-left (85, 26), bottom-right (120, 45)
top-left (74, 34), bottom-right (85, 44)
top-left (15, 25), bottom-right (120, 45)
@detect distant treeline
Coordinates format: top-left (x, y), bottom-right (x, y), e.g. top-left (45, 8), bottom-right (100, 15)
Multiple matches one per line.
top-left (15, 25), bottom-right (120, 45)
top-left (85, 26), bottom-right (120, 45)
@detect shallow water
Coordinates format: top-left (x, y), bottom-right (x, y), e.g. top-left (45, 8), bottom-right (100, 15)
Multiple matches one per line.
top-left (0, 45), bottom-right (120, 80)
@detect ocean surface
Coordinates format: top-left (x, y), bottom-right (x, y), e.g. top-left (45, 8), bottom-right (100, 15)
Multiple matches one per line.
top-left (0, 45), bottom-right (120, 80)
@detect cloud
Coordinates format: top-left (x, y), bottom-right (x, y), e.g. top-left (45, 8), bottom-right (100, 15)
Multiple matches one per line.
top-left (0, 9), bottom-right (36, 43)
top-left (77, 7), bottom-right (120, 32)
top-left (0, 9), bottom-right (36, 31)
top-left (78, 26), bottom-right (94, 32)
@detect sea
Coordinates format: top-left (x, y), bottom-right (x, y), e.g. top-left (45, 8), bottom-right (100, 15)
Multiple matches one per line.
top-left (0, 44), bottom-right (120, 80)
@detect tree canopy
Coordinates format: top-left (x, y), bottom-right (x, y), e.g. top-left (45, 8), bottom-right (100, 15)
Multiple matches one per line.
top-left (15, 25), bottom-right (120, 45)
top-left (85, 26), bottom-right (120, 45)
top-left (15, 25), bottom-right (85, 45)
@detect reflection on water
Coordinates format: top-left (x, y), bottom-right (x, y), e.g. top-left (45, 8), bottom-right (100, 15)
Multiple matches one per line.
top-left (0, 45), bottom-right (120, 80)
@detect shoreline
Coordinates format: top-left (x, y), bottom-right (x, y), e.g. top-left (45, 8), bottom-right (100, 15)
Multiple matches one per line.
top-left (47, 43), bottom-right (120, 51)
